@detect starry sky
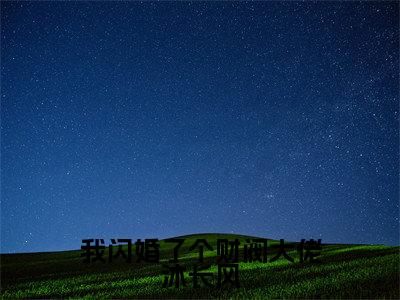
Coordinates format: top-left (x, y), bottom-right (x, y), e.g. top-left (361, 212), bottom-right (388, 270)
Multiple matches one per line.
top-left (1, 1), bottom-right (399, 253)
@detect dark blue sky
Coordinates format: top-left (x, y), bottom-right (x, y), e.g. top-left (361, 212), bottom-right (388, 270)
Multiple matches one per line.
top-left (1, 1), bottom-right (398, 253)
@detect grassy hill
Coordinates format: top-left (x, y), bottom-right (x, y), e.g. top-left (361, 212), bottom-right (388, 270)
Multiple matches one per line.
top-left (1, 233), bottom-right (399, 299)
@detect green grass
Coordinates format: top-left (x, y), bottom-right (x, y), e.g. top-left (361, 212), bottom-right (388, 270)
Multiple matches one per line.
top-left (1, 233), bottom-right (399, 299)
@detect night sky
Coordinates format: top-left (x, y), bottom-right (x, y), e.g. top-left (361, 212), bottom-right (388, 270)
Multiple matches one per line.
top-left (1, 1), bottom-right (399, 253)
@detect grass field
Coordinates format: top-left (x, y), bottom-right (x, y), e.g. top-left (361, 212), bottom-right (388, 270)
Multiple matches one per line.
top-left (1, 233), bottom-right (399, 299)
